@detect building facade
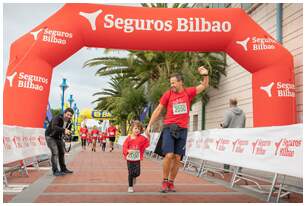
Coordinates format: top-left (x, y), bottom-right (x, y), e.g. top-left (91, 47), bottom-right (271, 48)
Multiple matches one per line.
top-left (189, 3), bottom-right (303, 130)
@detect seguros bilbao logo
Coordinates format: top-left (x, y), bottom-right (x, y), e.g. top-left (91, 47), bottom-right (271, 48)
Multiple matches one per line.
top-left (236, 36), bottom-right (276, 51)
top-left (260, 82), bottom-right (295, 98)
top-left (30, 28), bottom-right (73, 45)
top-left (79, 9), bottom-right (232, 33)
top-left (6, 71), bottom-right (48, 92)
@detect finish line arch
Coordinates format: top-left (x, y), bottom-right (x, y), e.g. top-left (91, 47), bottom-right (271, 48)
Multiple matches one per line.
top-left (4, 3), bottom-right (296, 129)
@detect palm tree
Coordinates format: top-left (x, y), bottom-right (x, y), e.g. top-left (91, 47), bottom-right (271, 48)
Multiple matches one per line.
top-left (83, 3), bottom-right (227, 127)
top-left (92, 74), bottom-right (147, 135)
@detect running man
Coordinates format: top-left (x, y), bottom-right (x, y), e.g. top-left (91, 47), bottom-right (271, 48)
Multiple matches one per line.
top-left (145, 66), bottom-right (209, 192)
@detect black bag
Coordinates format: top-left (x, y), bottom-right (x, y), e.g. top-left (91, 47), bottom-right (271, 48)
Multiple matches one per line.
top-left (154, 131), bottom-right (165, 157)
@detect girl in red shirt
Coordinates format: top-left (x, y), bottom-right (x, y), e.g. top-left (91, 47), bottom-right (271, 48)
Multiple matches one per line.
top-left (91, 126), bottom-right (100, 152)
top-left (123, 120), bottom-right (150, 193)
top-left (87, 130), bottom-right (92, 146)
top-left (100, 132), bottom-right (107, 152)
top-left (79, 125), bottom-right (88, 151)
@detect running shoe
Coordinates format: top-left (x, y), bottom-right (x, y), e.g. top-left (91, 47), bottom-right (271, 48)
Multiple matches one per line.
top-left (168, 181), bottom-right (176, 192)
top-left (160, 180), bottom-right (169, 193)
top-left (128, 187), bottom-right (134, 193)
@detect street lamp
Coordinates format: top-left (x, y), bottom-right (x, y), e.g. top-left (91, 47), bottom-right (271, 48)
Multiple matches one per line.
top-left (68, 94), bottom-right (74, 108)
top-left (72, 103), bottom-right (78, 134)
top-left (59, 78), bottom-right (68, 113)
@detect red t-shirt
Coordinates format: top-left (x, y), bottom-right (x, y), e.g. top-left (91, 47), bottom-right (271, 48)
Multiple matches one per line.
top-left (79, 127), bottom-right (88, 139)
top-left (107, 126), bottom-right (117, 137)
top-left (91, 129), bottom-right (100, 140)
top-left (122, 134), bottom-right (149, 161)
top-left (87, 134), bottom-right (92, 142)
top-left (160, 87), bottom-right (197, 128)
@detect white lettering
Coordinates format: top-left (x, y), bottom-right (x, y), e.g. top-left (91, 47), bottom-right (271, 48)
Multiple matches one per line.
top-left (104, 14), bottom-right (114, 28)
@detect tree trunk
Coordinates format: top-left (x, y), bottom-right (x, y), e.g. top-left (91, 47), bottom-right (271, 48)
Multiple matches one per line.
top-left (120, 120), bottom-right (127, 136)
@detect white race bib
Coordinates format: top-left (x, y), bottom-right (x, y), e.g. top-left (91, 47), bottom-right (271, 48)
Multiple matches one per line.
top-left (81, 134), bottom-right (86, 137)
top-left (126, 150), bottom-right (140, 161)
top-left (93, 134), bottom-right (98, 137)
top-left (109, 132), bottom-right (115, 136)
top-left (173, 102), bottom-right (187, 115)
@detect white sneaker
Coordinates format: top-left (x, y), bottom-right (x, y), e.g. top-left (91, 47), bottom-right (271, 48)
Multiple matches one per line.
top-left (133, 177), bottom-right (136, 185)
top-left (128, 187), bottom-right (134, 193)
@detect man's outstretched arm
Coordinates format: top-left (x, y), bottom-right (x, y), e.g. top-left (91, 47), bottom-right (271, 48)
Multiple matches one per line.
top-left (145, 104), bottom-right (164, 137)
top-left (196, 66), bottom-right (210, 95)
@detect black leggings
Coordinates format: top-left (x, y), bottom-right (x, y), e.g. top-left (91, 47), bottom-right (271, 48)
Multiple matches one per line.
top-left (127, 161), bottom-right (141, 187)
top-left (81, 139), bottom-right (86, 147)
top-left (101, 142), bottom-right (106, 151)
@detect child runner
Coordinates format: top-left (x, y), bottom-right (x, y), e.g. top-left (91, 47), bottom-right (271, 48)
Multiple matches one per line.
top-left (91, 126), bottom-right (99, 152)
top-left (122, 120), bottom-right (150, 193)
top-left (107, 122), bottom-right (117, 152)
top-left (79, 125), bottom-right (88, 151)
top-left (100, 131), bottom-right (107, 152)
top-left (87, 130), bottom-right (92, 147)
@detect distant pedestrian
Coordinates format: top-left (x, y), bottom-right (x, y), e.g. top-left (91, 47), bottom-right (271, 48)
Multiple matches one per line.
top-left (107, 122), bottom-right (117, 152)
top-left (91, 126), bottom-right (99, 152)
top-left (100, 131), bottom-right (107, 152)
top-left (80, 125), bottom-right (88, 151)
top-left (220, 98), bottom-right (246, 172)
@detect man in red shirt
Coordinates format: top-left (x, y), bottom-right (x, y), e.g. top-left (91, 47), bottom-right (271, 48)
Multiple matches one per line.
top-left (107, 122), bottom-right (117, 152)
top-left (145, 66), bottom-right (209, 193)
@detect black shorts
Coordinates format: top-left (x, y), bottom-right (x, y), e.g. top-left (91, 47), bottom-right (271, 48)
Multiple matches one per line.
top-left (109, 136), bottom-right (116, 142)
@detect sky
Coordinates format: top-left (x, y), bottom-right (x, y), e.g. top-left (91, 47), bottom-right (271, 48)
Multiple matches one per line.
top-left (3, 3), bottom-right (132, 111)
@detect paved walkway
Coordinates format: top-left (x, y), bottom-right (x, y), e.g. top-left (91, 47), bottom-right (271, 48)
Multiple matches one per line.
top-left (3, 143), bottom-right (301, 203)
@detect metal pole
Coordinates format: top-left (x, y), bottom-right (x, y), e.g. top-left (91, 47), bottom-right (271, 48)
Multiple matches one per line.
top-left (61, 85), bottom-right (65, 112)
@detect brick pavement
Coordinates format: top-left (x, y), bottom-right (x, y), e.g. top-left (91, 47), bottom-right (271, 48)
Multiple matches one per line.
top-left (4, 144), bottom-right (301, 203)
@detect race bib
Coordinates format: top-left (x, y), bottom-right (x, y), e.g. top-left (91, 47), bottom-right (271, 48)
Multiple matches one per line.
top-left (81, 134), bottom-right (86, 137)
top-left (126, 150), bottom-right (140, 161)
top-left (109, 132), bottom-right (115, 136)
top-left (173, 102), bottom-right (187, 115)
top-left (102, 140), bottom-right (106, 143)
top-left (93, 134), bottom-right (98, 137)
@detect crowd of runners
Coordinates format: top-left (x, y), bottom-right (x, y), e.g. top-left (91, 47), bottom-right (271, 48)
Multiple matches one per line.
top-left (79, 122), bottom-right (118, 153)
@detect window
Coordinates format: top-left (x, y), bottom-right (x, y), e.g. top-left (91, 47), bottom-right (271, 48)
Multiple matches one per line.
top-left (193, 115), bottom-right (199, 131)
top-left (241, 3), bottom-right (253, 10)
top-left (209, 3), bottom-right (231, 8)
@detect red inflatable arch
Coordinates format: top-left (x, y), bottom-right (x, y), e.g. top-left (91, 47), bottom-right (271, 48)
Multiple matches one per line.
top-left (4, 3), bottom-right (296, 131)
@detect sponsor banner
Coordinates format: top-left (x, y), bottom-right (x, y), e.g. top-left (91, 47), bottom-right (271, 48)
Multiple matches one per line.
top-left (146, 132), bottom-right (160, 152)
top-left (117, 133), bottom-right (160, 152)
top-left (3, 125), bottom-right (50, 164)
top-left (186, 124), bottom-right (302, 178)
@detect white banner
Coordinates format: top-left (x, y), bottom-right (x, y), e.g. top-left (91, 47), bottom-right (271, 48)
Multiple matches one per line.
top-left (3, 125), bottom-right (51, 164)
top-left (146, 132), bottom-right (160, 152)
top-left (185, 124), bottom-right (303, 178)
top-left (117, 133), bottom-right (160, 152)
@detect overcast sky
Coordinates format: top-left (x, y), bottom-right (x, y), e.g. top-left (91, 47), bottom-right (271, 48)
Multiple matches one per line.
top-left (3, 3), bottom-right (132, 111)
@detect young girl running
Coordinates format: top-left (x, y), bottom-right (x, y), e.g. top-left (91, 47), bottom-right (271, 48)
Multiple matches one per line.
top-left (122, 120), bottom-right (150, 193)
top-left (100, 131), bottom-right (107, 152)
top-left (79, 125), bottom-right (88, 150)
top-left (91, 126), bottom-right (99, 152)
